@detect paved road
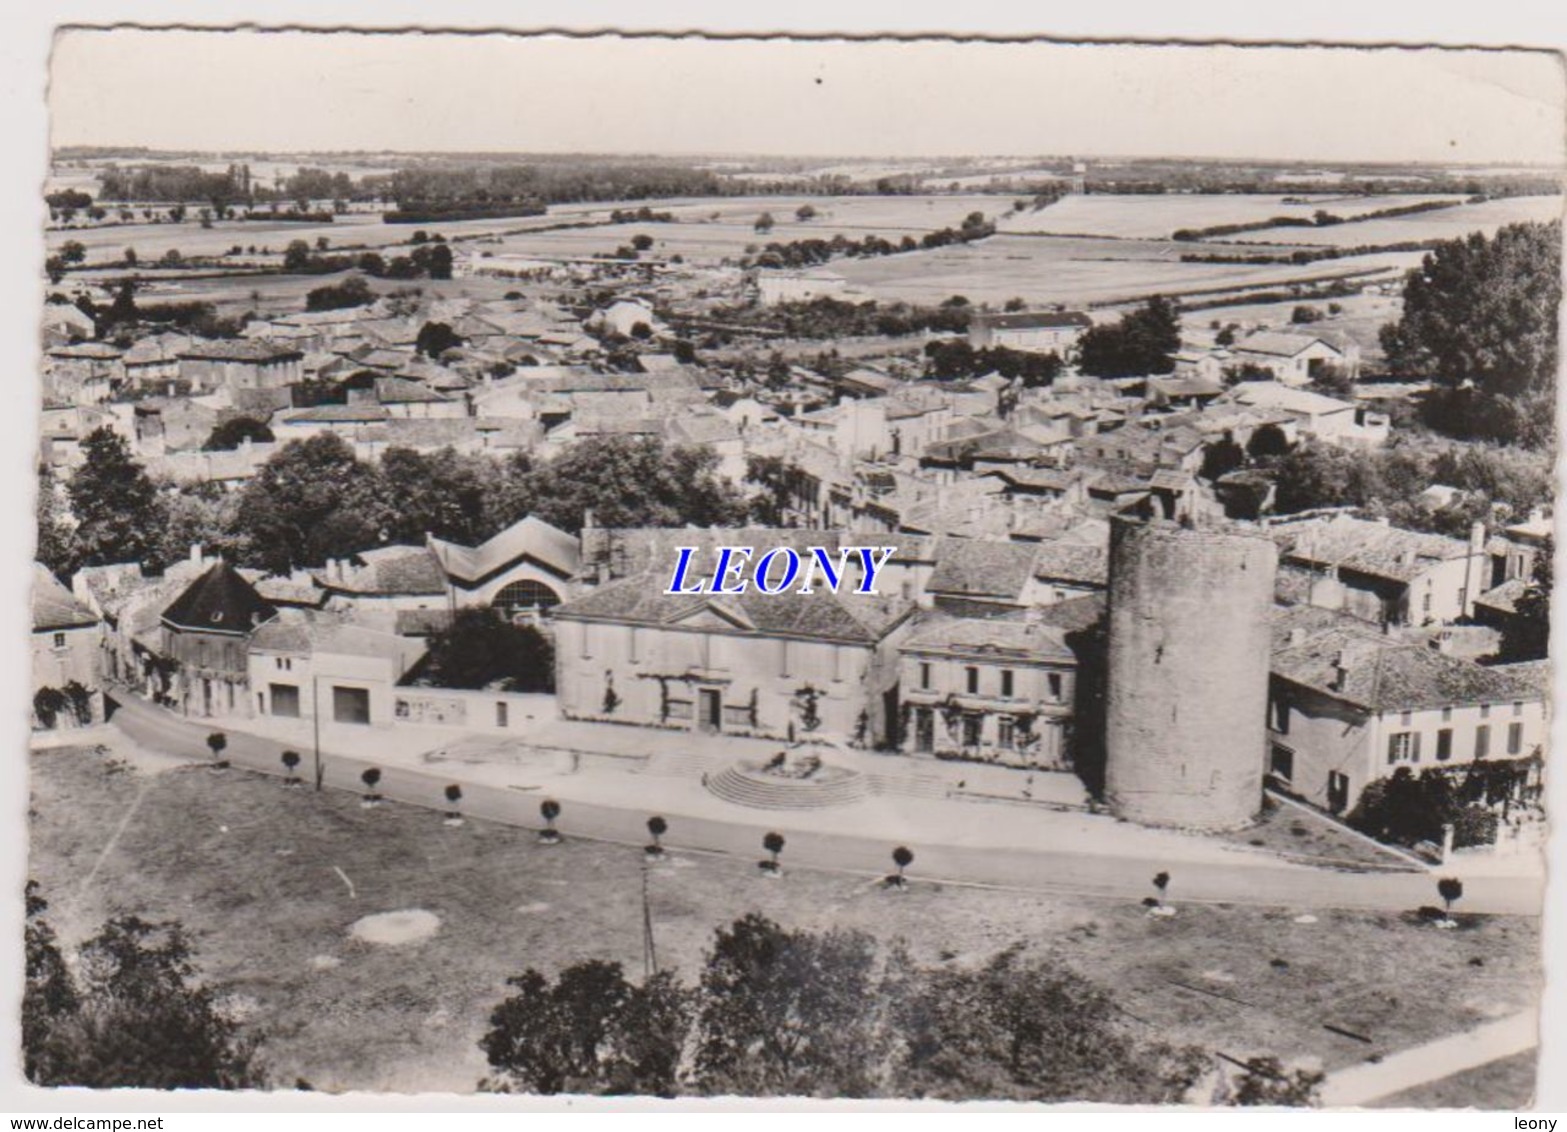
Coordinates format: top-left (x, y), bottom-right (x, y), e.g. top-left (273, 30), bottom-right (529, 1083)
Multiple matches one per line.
top-left (1320, 1010), bottom-right (1538, 1107)
top-left (103, 693), bottom-right (1545, 915)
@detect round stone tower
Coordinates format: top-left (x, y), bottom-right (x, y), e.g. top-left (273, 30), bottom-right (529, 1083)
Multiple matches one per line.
top-left (1103, 517), bottom-right (1277, 831)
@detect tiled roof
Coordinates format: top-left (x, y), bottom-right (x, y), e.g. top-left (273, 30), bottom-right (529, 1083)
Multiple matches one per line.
top-left (1275, 515), bottom-right (1475, 584)
top-left (320, 546), bottom-right (446, 596)
top-left (1225, 382), bottom-right (1354, 416)
top-left (553, 572), bottom-right (914, 644)
top-left (974, 310), bottom-right (1092, 331)
top-left (161, 562), bottom-right (278, 634)
top-left (927, 539), bottom-right (1040, 600)
top-left (902, 612), bottom-right (1076, 663)
top-left (430, 515), bottom-right (580, 586)
top-left (1271, 625), bottom-right (1539, 712)
top-left (375, 376), bottom-right (452, 405)
top-left (178, 339), bottom-right (302, 363)
top-left (1031, 541), bottom-right (1109, 586)
top-left (250, 610), bottom-right (427, 672)
top-left (1234, 332), bottom-right (1339, 359)
top-left (1474, 579), bottom-right (1528, 615)
top-left (32, 564), bottom-right (98, 631)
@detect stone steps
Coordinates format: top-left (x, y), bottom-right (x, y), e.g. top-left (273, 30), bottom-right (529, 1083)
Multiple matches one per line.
top-left (705, 765), bottom-right (872, 810)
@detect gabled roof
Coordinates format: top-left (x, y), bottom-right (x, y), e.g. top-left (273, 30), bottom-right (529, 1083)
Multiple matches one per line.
top-left (1274, 514), bottom-right (1475, 584)
top-left (178, 339), bottom-right (302, 363)
top-left (1271, 625), bottom-right (1540, 713)
top-left (974, 310), bottom-right (1092, 331)
top-left (1233, 332), bottom-right (1340, 359)
top-left (161, 561), bottom-right (278, 635)
top-left (902, 612), bottom-right (1076, 663)
top-left (430, 515), bottom-right (580, 587)
top-left (927, 539), bottom-right (1040, 600)
top-left (32, 563), bottom-right (98, 632)
top-left (319, 546), bottom-right (446, 596)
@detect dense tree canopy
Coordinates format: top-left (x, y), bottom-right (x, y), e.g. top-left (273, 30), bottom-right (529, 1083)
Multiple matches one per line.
top-left (418, 608), bottom-right (554, 692)
top-left (25, 888), bottom-right (263, 1089)
top-left (1077, 298), bottom-right (1181, 378)
top-left (66, 428), bottom-right (166, 572)
top-left (233, 434), bottom-right (391, 573)
top-left (1380, 220), bottom-right (1560, 446)
top-left (479, 915), bottom-right (1218, 1103)
top-left (517, 437), bottom-right (748, 534)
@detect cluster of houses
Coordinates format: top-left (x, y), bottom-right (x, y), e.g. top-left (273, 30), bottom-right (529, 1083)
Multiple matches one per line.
top-left (33, 276), bottom-right (1548, 833)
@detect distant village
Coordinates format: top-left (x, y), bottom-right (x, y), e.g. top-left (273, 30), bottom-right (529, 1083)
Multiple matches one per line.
top-left (33, 249), bottom-right (1551, 854)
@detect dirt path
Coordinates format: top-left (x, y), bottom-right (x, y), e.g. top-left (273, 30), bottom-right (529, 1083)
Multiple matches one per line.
top-left (1319, 1010), bottom-right (1538, 1107)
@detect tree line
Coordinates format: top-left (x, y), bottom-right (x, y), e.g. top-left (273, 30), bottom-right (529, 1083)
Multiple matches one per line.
top-left (39, 430), bottom-right (749, 581)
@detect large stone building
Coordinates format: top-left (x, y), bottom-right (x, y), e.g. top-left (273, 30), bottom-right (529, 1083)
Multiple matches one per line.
top-left (968, 310), bottom-right (1093, 355)
top-left (897, 611), bottom-right (1078, 768)
top-left (1268, 609), bottom-right (1546, 815)
top-left (31, 563), bottom-right (103, 727)
top-left (551, 575), bottom-right (916, 745)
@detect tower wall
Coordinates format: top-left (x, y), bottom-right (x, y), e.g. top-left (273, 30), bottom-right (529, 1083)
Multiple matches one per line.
top-left (1104, 518), bottom-right (1277, 831)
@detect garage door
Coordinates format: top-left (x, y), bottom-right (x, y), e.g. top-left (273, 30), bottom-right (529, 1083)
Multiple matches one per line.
top-left (269, 683), bottom-right (301, 718)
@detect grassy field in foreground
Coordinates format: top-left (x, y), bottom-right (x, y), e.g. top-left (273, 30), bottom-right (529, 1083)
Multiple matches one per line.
top-left (28, 744), bottom-right (1541, 1099)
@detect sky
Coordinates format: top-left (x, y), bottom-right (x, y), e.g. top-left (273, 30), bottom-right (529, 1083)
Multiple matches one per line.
top-left (46, 28), bottom-right (1567, 166)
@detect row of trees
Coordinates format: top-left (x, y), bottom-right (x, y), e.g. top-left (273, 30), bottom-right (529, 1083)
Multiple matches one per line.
top-left (1265, 436), bottom-right (1553, 539)
top-left (40, 430), bottom-right (749, 580)
top-left (923, 339), bottom-right (1065, 387)
top-left (479, 914), bottom-right (1226, 1103)
top-left (706, 294), bottom-right (974, 341)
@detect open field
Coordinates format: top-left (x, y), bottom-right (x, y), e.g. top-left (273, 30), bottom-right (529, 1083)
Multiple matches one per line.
top-left (997, 194), bottom-right (1468, 239)
top-left (1184, 290), bottom-right (1404, 362)
top-left (833, 235), bottom-right (1425, 307)
top-left (1223, 195), bottom-right (1563, 247)
top-left (29, 743), bottom-right (1541, 1097)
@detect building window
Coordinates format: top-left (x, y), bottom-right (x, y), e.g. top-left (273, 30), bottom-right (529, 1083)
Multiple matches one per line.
top-left (1048, 673), bottom-right (1063, 702)
top-left (332, 685), bottom-right (371, 725)
top-left (492, 579), bottom-right (561, 621)
top-left (1000, 670), bottom-right (1014, 699)
top-left (919, 662), bottom-right (931, 691)
top-left (52, 632), bottom-right (66, 649)
top-left (1399, 710), bottom-right (1412, 727)
top-left (1422, 593), bottom-right (1432, 614)
top-left (1513, 701), bottom-right (1523, 717)
top-left (1475, 724), bottom-right (1490, 759)
top-left (1480, 704), bottom-right (1490, 719)
top-left (1441, 706), bottom-right (1452, 723)
top-left (1273, 699), bottom-right (1290, 735)
top-left (269, 683), bottom-right (301, 719)
top-left (1387, 732), bottom-right (1413, 764)
top-left (628, 627), bottom-right (640, 664)
top-left (496, 701), bottom-right (508, 729)
top-left (965, 666), bottom-right (979, 695)
top-left (1437, 728), bottom-right (1453, 762)
top-left (997, 716), bottom-right (1016, 749)
top-left (1508, 722), bottom-right (1523, 755)
top-left (1270, 744), bottom-right (1294, 783)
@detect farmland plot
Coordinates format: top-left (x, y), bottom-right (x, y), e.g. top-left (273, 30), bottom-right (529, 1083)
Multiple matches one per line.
top-left (833, 234), bottom-right (1425, 307)
top-left (997, 193), bottom-right (1468, 239)
top-left (1219, 194), bottom-right (1564, 246)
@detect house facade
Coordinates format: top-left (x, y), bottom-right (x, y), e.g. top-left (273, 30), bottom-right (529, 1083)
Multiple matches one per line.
top-left (968, 311), bottom-right (1092, 355)
top-left (159, 561), bottom-right (280, 720)
top-left (1268, 618), bottom-right (1546, 815)
top-left (551, 575), bottom-right (916, 745)
top-left (248, 613), bottom-right (427, 727)
top-left (32, 563), bottom-right (103, 726)
top-left (897, 613), bottom-right (1077, 769)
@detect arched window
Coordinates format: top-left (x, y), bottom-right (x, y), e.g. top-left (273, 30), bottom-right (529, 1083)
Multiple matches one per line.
top-left (493, 579), bottom-right (562, 620)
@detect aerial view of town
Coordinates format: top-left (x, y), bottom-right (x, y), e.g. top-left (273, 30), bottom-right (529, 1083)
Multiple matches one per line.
top-left (21, 28), bottom-right (1562, 1109)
